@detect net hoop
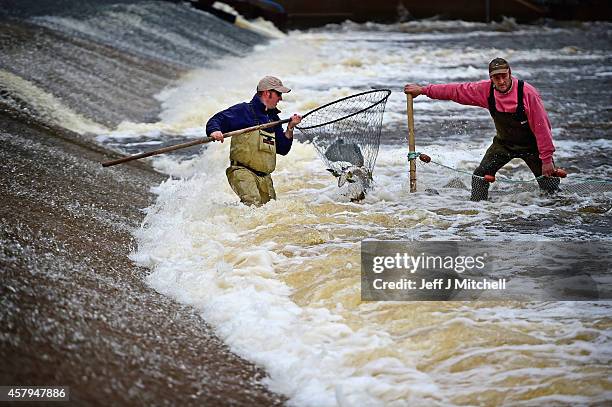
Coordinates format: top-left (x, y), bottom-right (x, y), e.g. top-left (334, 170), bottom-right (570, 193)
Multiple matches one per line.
top-left (296, 89), bottom-right (392, 130)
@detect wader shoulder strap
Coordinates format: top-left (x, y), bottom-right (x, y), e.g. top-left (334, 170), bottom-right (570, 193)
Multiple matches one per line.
top-left (515, 80), bottom-right (527, 122)
top-left (488, 80), bottom-right (528, 122)
top-left (248, 102), bottom-right (280, 134)
top-left (247, 103), bottom-right (260, 126)
top-left (487, 82), bottom-right (496, 117)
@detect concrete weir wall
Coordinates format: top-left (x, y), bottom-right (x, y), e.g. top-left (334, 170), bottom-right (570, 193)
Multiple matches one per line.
top-left (0, 102), bottom-right (286, 406)
top-left (0, 3), bottom-right (283, 402)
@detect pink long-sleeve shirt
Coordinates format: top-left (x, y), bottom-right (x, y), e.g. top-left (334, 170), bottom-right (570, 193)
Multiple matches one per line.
top-left (423, 77), bottom-right (555, 164)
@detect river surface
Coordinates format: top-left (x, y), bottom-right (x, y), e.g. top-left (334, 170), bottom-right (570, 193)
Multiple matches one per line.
top-left (1, 2), bottom-right (610, 405)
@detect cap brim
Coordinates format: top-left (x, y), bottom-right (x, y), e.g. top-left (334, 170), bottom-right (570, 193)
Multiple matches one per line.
top-left (276, 86), bottom-right (291, 93)
top-left (489, 68), bottom-right (509, 76)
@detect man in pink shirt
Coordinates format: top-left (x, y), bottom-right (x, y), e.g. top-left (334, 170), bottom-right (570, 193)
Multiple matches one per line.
top-left (404, 58), bottom-right (559, 201)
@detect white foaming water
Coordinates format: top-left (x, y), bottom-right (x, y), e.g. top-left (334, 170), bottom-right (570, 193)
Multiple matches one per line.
top-left (0, 70), bottom-right (109, 134)
top-left (134, 142), bottom-right (443, 406)
top-left (131, 20), bottom-right (611, 406)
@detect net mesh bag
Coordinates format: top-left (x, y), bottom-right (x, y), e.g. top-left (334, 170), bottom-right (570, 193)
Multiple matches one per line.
top-left (296, 89), bottom-right (392, 200)
top-left (413, 153), bottom-right (612, 205)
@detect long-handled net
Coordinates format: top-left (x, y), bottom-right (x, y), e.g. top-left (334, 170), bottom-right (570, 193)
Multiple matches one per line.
top-left (296, 89), bottom-right (391, 201)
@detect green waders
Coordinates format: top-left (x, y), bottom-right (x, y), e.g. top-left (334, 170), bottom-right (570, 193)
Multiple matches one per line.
top-left (226, 164), bottom-right (276, 206)
top-left (226, 107), bottom-right (278, 206)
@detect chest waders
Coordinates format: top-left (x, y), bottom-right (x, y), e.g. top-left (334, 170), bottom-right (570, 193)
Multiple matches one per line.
top-left (226, 103), bottom-right (278, 206)
top-left (471, 80), bottom-right (559, 201)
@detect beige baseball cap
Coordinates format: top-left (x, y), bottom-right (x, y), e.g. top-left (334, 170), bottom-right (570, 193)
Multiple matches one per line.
top-left (488, 57), bottom-right (510, 76)
top-left (257, 76), bottom-right (291, 93)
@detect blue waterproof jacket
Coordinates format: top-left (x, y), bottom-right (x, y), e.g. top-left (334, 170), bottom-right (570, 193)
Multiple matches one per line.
top-left (206, 94), bottom-right (292, 155)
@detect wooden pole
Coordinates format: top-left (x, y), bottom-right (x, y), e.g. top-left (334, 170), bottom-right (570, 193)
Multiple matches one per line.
top-left (101, 118), bottom-right (290, 167)
top-left (406, 94), bottom-right (417, 193)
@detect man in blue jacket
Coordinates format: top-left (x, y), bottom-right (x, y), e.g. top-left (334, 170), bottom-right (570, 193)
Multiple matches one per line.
top-left (206, 76), bottom-right (302, 206)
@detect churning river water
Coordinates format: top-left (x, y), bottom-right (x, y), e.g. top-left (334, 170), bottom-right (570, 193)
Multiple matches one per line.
top-left (2, 2), bottom-right (610, 405)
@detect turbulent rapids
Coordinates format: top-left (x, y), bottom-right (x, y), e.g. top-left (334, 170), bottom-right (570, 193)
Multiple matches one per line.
top-left (1, 1), bottom-right (611, 406)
